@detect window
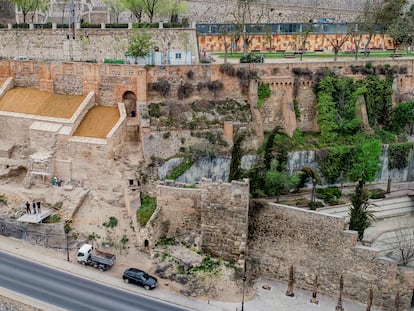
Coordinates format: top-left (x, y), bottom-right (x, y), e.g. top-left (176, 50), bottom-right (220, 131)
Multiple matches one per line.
top-left (175, 53), bottom-right (182, 59)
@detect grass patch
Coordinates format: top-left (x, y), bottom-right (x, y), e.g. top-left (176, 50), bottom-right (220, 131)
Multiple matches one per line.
top-left (213, 50), bottom-right (413, 60)
top-left (137, 196), bottom-right (157, 226)
top-left (166, 157), bottom-right (194, 180)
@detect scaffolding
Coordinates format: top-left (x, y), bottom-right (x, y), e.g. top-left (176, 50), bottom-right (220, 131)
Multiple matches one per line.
top-left (28, 151), bottom-right (53, 184)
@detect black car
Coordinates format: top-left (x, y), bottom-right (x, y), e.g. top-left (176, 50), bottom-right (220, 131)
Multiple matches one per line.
top-left (122, 268), bottom-right (158, 290)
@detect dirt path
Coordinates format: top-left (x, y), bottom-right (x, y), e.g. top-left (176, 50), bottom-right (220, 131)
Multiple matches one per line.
top-left (0, 87), bottom-right (83, 118)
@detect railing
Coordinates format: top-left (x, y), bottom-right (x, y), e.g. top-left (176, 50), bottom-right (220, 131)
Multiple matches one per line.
top-left (196, 23), bottom-right (386, 35)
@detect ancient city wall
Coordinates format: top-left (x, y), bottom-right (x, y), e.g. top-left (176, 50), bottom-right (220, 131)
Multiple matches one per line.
top-left (156, 183), bottom-right (203, 239)
top-left (247, 201), bottom-right (414, 310)
top-left (199, 179), bottom-right (249, 263)
top-left (2, 59), bottom-right (414, 158)
top-left (148, 179), bottom-right (249, 263)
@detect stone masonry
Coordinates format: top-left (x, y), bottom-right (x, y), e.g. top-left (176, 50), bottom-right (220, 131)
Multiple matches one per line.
top-left (247, 200), bottom-right (414, 311)
top-left (149, 179), bottom-right (249, 264)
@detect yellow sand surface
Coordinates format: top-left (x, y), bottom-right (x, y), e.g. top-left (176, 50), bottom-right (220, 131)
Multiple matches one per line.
top-left (73, 106), bottom-right (119, 138)
top-left (0, 87), bottom-right (84, 118)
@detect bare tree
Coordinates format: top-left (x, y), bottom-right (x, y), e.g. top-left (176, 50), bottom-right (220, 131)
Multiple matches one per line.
top-left (376, 228), bottom-right (414, 266)
top-left (324, 24), bottom-right (352, 61)
top-left (217, 24), bottom-right (234, 64)
top-left (104, 0), bottom-right (125, 24)
top-left (231, 0), bottom-right (265, 55)
top-left (296, 0), bottom-right (320, 61)
top-left (358, 0), bottom-right (385, 56)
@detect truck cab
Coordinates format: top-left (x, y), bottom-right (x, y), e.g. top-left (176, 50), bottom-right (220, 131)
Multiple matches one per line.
top-left (76, 244), bottom-right (93, 264)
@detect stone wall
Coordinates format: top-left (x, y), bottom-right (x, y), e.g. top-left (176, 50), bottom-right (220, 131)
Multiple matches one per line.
top-left (247, 201), bottom-right (414, 310)
top-left (2, 59), bottom-right (414, 160)
top-left (0, 28), bottom-right (199, 64)
top-left (0, 218), bottom-right (66, 248)
top-left (156, 182), bottom-right (203, 239)
top-left (147, 179), bottom-right (249, 263)
top-left (199, 179), bottom-right (249, 264)
top-left (189, 0), bottom-right (364, 24)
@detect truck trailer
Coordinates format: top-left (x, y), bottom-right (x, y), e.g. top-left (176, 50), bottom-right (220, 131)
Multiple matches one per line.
top-left (76, 244), bottom-right (116, 271)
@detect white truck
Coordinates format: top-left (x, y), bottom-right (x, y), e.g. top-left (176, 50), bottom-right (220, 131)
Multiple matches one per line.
top-left (76, 244), bottom-right (116, 271)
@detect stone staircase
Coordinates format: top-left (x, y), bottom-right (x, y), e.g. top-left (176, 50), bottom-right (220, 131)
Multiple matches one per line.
top-left (318, 195), bottom-right (414, 223)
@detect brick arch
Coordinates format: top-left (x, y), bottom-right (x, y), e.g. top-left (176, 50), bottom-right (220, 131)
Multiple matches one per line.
top-left (122, 91), bottom-right (137, 117)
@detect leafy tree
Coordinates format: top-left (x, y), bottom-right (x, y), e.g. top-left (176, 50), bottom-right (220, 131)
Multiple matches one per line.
top-left (88, 232), bottom-right (100, 248)
top-left (263, 126), bottom-right (284, 170)
top-left (127, 30), bottom-right (153, 59)
top-left (247, 162), bottom-right (267, 198)
top-left (318, 146), bottom-right (353, 183)
top-left (296, 166), bottom-right (322, 194)
top-left (142, 0), bottom-right (163, 23)
top-left (315, 75), bottom-right (364, 144)
top-left (104, 0), bottom-right (125, 24)
top-left (349, 179), bottom-right (375, 240)
top-left (228, 130), bottom-right (247, 182)
top-left (387, 17), bottom-right (411, 56)
top-left (362, 75), bottom-right (393, 129)
top-left (122, 0), bottom-right (144, 22)
top-left (379, 0), bottom-right (408, 27)
top-left (10, 0), bottom-right (49, 24)
top-left (159, 0), bottom-right (188, 23)
top-left (348, 138), bottom-right (382, 183)
top-left (119, 234), bottom-right (129, 254)
top-left (265, 160), bottom-right (299, 202)
top-left (389, 101), bottom-right (414, 133)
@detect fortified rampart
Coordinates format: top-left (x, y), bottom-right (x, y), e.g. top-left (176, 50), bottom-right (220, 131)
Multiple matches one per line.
top-left (247, 201), bottom-right (414, 311)
top-left (143, 179), bottom-right (249, 264)
top-left (138, 179), bottom-right (413, 310)
top-left (1, 59), bottom-right (414, 162)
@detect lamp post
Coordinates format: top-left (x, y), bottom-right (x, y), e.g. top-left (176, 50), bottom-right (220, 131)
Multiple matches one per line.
top-left (241, 274), bottom-right (247, 311)
top-left (167, 42), bottom-right (171, 64)
top-left (311, 178), bottom-right (317, 203)
top-left (64, 226), bottom-right (70, 262)
top-left (241, 258), bottom-right (247, 311)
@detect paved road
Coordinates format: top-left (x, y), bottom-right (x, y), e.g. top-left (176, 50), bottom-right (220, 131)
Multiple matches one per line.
top-left (0, 251), bottom-right (189, 311)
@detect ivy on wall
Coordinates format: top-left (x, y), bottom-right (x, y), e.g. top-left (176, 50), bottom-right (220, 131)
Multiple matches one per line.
top-left (314, 75), bottom-right (363, 144)
top-left (388, 143), bottom-right (414, 170)
top-left (257, 82), bottom-right (271, 107)
top-left (362, 75), bottom-right (393, 129)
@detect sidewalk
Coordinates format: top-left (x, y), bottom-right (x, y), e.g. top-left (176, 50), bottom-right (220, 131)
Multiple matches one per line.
top-left (0, 236), bottom-right (380, 311)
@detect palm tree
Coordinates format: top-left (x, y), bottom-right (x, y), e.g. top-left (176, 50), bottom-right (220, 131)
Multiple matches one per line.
top-left (349, 179), bottom-right (376, 240)
top-left (297, 166), bottom-right (322, 203)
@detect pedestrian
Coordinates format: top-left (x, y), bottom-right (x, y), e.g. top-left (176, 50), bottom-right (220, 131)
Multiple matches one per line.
top-left (32, 200), bottom-right (36, 214)
top-left (25, 201), bottom-right (31, 214)
top-left (37, 201), bottom-right (41, 214)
